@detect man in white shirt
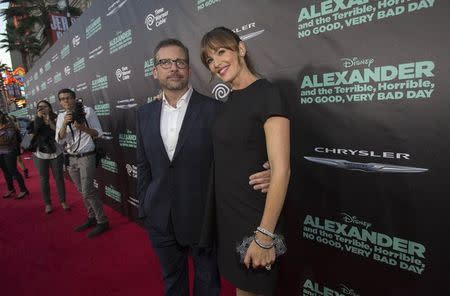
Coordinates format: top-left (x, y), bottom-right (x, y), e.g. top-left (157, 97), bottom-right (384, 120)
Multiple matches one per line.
top-left (55, 88), bottom-right (109, 238)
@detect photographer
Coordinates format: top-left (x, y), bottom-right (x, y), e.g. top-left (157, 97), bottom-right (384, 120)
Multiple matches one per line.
top-left (55, 88), bottom-right (109, 238)
top-left (30, 100), bottom-right (68, 214)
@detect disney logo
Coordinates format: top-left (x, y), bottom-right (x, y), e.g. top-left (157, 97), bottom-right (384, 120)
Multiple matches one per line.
top-left (341, 213), bottom-right (372, 229)
top-left (341, 284), bottom-right (360, 296)
top-left (341, 57), bottom-right (374, 68)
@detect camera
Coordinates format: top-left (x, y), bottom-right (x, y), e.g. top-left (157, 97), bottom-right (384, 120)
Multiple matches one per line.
top-left (71, 98), bottom-right (86, 124)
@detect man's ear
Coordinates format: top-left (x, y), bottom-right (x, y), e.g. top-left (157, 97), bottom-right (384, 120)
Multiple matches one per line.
top-left (153, 67), bottom-right (158, 79)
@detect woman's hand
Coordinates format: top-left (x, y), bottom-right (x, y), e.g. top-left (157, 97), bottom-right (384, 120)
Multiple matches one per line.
top-left (243, 233), bottom-right (276, 269)
top-left (37, 110), bottom-right (50, 124)
top-left (43, 114), bottom-right (50, 125)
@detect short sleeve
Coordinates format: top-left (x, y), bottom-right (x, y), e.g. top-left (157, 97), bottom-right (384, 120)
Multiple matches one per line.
top-left (259, 83), bottom-right (290, 123)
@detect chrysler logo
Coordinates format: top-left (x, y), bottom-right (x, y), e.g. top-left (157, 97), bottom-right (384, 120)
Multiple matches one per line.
top-left (304, 157), bottom-right (428, 173)
top-left (107, 0), bottom-right (129, 16)
top-left (240, 29), bottom-right (265, 41)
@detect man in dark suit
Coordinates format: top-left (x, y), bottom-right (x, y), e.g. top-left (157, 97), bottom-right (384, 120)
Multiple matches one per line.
top-left (136, 39), bottom-right (270, 296)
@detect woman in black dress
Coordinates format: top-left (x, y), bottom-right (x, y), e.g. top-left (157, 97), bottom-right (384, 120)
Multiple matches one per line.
top-left (200, 27), bottom-right (291, 296)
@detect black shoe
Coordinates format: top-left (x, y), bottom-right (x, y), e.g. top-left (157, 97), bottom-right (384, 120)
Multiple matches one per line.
top-left (24, 168), bottom-right (29, 178)
top-left (87, 222), bottom-right (109, 238)
top-left (74, 218), bottom-right (97, 232)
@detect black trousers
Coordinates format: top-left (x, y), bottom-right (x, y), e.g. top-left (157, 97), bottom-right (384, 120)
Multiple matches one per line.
top-left (0, 150), bottom-right (27, 192)
top-left (145, 218), bottom-right (221, 296)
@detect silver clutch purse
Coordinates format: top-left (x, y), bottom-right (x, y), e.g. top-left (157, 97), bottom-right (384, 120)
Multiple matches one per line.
top-left (236, 234), bottom-right (287, 263)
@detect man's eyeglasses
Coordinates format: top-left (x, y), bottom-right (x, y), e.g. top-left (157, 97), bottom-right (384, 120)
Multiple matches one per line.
top-left (156, 59), bottom-right (188, 69)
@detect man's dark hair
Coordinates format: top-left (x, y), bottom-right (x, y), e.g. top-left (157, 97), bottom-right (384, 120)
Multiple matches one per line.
top-left (153, 39), bottom-right (190, 63)
top-left (57, 88), bottom-right (76, 100)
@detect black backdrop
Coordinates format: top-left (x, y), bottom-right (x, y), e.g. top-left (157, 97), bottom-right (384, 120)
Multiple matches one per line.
top-left (23, 0), bottom-right (450, 294)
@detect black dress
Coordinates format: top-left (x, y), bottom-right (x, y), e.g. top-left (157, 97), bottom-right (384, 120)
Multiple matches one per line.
top-left (212, 79), bottom-right (289, 295)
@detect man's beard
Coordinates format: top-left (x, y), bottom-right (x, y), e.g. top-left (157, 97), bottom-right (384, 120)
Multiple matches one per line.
top-left (162, 76), bottom-right (188, 91)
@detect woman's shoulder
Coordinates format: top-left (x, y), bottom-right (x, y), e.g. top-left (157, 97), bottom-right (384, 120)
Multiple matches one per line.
top-left (239, 79), bottom-right (279, 99)
top-left (247, 78), bottom-right (278, 92)
top-left (256, 78), bottom-right (272, 86)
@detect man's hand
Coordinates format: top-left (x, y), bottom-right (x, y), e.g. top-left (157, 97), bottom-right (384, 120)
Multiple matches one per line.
top-left (73, 121), bottom-right (87, 132)
top-left (73, 121), bottom-right (98, 138)
top-left (249, 161), bottom-right (271, 193)
top-left (58, 111), bottom-right (73, 140)
top-left (63, 112), bottom-right (73, 126)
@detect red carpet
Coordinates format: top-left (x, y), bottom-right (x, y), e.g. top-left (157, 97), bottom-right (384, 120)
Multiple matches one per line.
top-left (0, 155), bottom-right (234, 296)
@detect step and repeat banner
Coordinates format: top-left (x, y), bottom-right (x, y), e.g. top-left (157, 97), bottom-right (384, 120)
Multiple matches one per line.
top-left (23, 0), bottom-right (449, 294)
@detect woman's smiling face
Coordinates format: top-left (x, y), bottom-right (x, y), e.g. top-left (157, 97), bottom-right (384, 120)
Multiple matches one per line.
top-left (205, 43), bottom-right (245, 84)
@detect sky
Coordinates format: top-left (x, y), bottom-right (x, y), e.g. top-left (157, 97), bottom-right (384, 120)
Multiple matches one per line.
top-left (0, 3), bottom-right (12, 68)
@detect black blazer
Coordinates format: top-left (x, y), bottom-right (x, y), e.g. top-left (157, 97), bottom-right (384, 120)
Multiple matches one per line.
top-left (136, 90), bottom-right (222, 245)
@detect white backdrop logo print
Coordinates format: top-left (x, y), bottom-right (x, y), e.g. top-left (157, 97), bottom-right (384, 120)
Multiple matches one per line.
top-left (115, 68), bottom-right (123, 81)
top-left (145, 13), bottom-right (155, 30)
top-left (145, 8), bottom-right (168, 31)
top-left (212, 83), bottom-right (230, 100)
top-left (72, 35), bottom-right (80, 47)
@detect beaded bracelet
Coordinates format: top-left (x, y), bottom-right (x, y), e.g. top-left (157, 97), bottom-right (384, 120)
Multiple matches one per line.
top-left (254, 237), bottom-right (274, 249)
top-left (256, 226), bottom-right (276, 239)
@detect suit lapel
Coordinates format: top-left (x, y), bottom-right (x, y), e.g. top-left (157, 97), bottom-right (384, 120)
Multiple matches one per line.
top-left (150, 100), bottom-right (170, 163)
top-left (172, 91), bottom-right (202, 161)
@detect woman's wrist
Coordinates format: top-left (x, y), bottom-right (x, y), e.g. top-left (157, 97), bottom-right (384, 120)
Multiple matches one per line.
top-left (255, 232), bottom-right (273, 244)
top-left (254, 236), bottom-right (274, 249)
top-left (257, 226), bottom-right (276, 239)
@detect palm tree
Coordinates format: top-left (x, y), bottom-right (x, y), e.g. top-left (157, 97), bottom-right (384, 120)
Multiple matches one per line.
top-left (0, 62), bottom-right (12, 112)
top-left (0, 62), bottom-right (11, 86)
top-left (0, 22), bottom-right (42, 71)
top-left (0, 0), bottom-right (82, 49)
